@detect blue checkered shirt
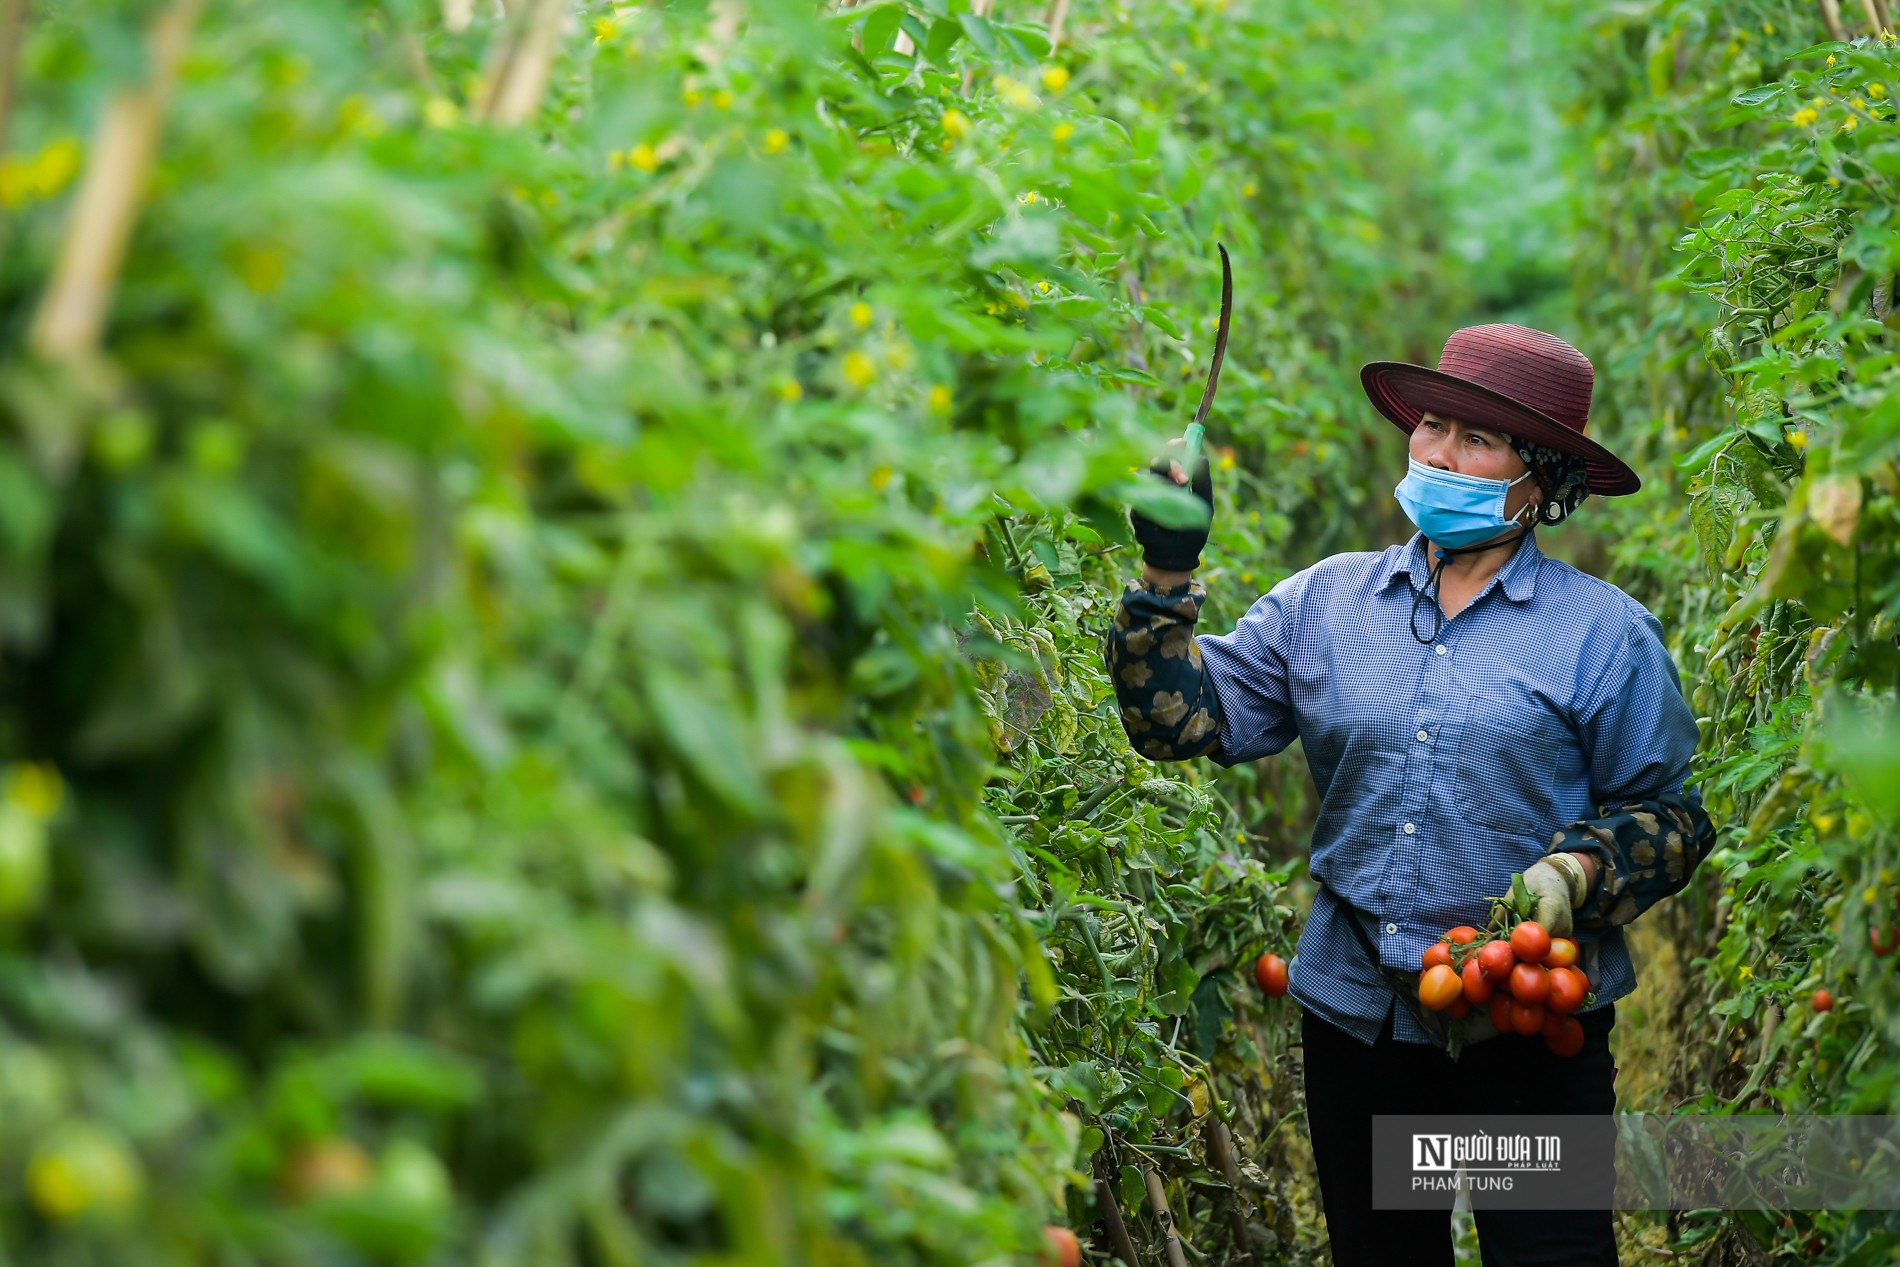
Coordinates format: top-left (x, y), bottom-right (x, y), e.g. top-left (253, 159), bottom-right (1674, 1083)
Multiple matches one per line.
top-left (1189, 529), bottom-right (1705, 1044)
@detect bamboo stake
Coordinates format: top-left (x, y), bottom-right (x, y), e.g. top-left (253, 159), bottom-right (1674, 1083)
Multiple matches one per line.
top-left (1046, 0), bottom-right (1071, 51)
top-left (1877, 0), bottom-right (1894, 33)
top-left (1859, 0), bottom-right (1884, 34)
top-left (0, 0), bottom-right (28, 156)
top-left (477, 0), bottom-right (565, 126)
top-left (1821, 0), bottom-right (1847, 42)
top-left (1142, 1169), bottom-right (1190, 1267)
top-left (27, 0), bottom-right (202, 360)
top-left (1091, 1151), bottom-right (1144, 1266)
top-left (1204, 1119), bottom-right (1257, 1265)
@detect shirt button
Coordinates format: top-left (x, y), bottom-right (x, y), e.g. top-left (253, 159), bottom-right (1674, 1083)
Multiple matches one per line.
top-left (1435, 644), bottom-right (1447, 655)
top-left (1403, 822), bottom-right (1416, 834)
top-left (1416, 729), bottom-right (1430, 742)
top-left (1385, 923), bottom-right (1399, 935)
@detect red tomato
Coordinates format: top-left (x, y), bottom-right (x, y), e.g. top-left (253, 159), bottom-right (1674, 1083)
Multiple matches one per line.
top-left (1871, 927), bottom-right (1899, 958)
top-left (1543, 1014), bottom-right (1585, 1057)
top-left (1508, 962), bottom-right (1550, 1005)
top-left (1509, 1000), bottom-right (1545, 1036)
top-left (1461, 959), bottom-right (1495, 1004)
top-left (1446, 995), bottom-right (1471, 1019)
top-left (1478, 940), bottom-right (1517, 982)
top-left (1444, 925), bottom-right (1479, 946)
top-left (1043, 1226), bottom-right (1082, 1267)
top-left (1509, 921), bottom-right (1552, 963)
top-left (1421, 942), bottom-right (1453, 971)
top-left (1489, 994), bottom-right (1514, 1033)
top-left (1811, 989), bottom-right (1835, 1013)
top-left (1543, 937), bottom-right (1578, 969)
top-left (1255, 952), bottom-right (1289, 997)
top-left (1545, 966), bottom-right (1587, 1015)
top-left (1419, 963), bottom-right (1463, 1012)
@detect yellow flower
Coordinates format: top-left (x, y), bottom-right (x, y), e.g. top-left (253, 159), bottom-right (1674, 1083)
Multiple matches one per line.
top-left (1006, 291), bottom-right (1029, 310)
top-left (764, 128), bottom-right (789, 154)
top-left (628, 142), bottom-right (659, 172)
top-left (1843, 116), bottom-right (1858, 131)
top-left (1762, 22), bottom-right (1775, 35)
top-left (883, 342), bottom-right (914, 371)
top-left (1168, 59), bottom-right (1186, 75)
top-left (1872, 82), bottom-right (1888, 98)
top-left (843, 351), bottom-right (877, 389)
top-left (0, 136), bottom-right (81, 209)
top-left (1853, 96), bottom-right (1867, 108)
top-left (1240, 180), bottom-right (1257, 197)
top-left (683, 88), bottom-right (702, 107)
top-left (338, 94), bottom-right (385, 138)
top-left (870, 465), bottom-right (893, 490)
top-left (1788, 430), bottom-right (1808, 451)
top-left (1811, 810), bottom-right (1833, 832)
top-left (1218, 451), bottom-right (1235, 471)
top-left (1827, 54), bottom-right (1837, 66)
top-left (1033, 280), bottom-right (1051, 294)
top-left (593, 16), bottom-right (617, 43)
top-left (1815, 96), bottom-right (1828, 107)
top-left (1726, 41), bottom-right (1740, 56)
top-left (1863, 887), bottom-right (1878, 904)
top-left (6, 764), bottom-right (64, 820)
top-left (941, 109), bottom-right (972, 139)
top-left (1052, 121), bottom-right (1074, 142)
top-left (777, 380), bottom-right (803, 402)
top-left (849, 302), bottom-right (873, 329)
top-left (712, 89), bottom-right (733, 110)
top-left (423, 96), bottom-right (459, 128)
top-left (1240, 572), bottom-right (1254, 585)
top-left (928, 384), bottom-right (952, 412)
top-left (1739, 964), bottom-right (1753, 978)
top-left (1041, 65), bottom-right (1070, 92)
top-left (1828, 176), bottom-right (1842, 186)
top-left (1018, 190), bottom-right (1041, 204)
top-left (1792, 107), bottom-right (1819, 126)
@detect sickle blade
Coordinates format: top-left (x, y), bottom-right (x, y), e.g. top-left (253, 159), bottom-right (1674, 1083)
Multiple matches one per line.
top-left (1193, 244), bottom-right (1233, 431)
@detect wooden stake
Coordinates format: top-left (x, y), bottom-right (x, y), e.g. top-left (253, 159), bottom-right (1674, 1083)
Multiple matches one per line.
top-left (1142, 1168), bottom-right (1190, 1267)
top-left (0, 0), bottom-right (28, 156)
top-left (1860, 0), bottom-right (1884, 34)
top-left (1877, 0), bottom-right (1894, 33)
top-left (1821, 0), bottom-right (1847, 42)
top-left (477, 0), bottom-right (565, 126)
top-left (27, 0), bottom-right (202, 360)
top-left (1046, 0), bottom-right (1071, 51)
top-left (1091, 1151), bottom-right (1144, 1267)
top-left (1205, 1119), bottom-right (1257, 1265)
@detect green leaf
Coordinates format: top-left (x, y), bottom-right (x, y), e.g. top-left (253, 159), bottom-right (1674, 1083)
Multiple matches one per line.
top-left (957, 11), bottom-right (999, 57)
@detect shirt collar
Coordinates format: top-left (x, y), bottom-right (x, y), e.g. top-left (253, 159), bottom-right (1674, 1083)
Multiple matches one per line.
top-left (1378, 529), bottom-right (1542, 604)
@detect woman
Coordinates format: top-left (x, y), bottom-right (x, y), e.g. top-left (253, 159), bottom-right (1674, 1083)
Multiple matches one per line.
top-left (1105, 325), bottom-right (1715, 1267)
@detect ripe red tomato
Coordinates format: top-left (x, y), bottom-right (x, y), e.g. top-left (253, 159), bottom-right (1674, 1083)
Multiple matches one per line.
top-left (1509, 1000), bottom-right (1545, 1036)
top-left (1255, 953), bottom-right (1289, 996)
top-left (1543, 937), bottom-right (1578, 969)
top-left (1419, 963), bottom-right (1463, 1011)
top-left (1545, 966), bottom-right (1586, 1015)
top-left (1488, 994), bottom-right (1514, 1033)
top-left (1421, 942), bottom-right (1453, 971)
top-left (1461, 959), bottom-right (1494, 1004)
top-left (1446, 995), bottom-right (1471, 1019)
top-left (1811, 989), bottom-right (1835, 1013)
top-left (1478, 940), bottom-right (1517, 982)
top-left (1443, 925), bottom-right (1479, 946)
top-left (1543, 1014), bottom-right (1584, 1057)
top-left (1509, 921), bottom-right (1552, 963)
top-left (1043, 1226), bottom-right (1082, 1267)
top-left (1508, 962), bottom-right (1550, 1005)
top-left (1871, 927), bottom-right (1899, 958)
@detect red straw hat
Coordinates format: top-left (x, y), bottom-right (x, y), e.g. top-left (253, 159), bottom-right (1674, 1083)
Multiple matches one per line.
top-left (1361, 324), bottom-right (1640, 496)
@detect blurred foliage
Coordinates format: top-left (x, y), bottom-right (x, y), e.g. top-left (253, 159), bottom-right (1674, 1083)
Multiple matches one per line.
top-left (0, 0), bottom-right (1523, 1263)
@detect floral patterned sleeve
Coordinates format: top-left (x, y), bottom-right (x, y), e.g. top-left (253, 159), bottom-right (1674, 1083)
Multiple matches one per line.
top-left (1546, 792), bottom-right (1717, 929)
top-left (1101, 577), bottom-right (1223, 762)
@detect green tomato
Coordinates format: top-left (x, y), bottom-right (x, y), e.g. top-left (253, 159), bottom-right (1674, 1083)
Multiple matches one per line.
top-left (0, 806), bottom-right (48, 919)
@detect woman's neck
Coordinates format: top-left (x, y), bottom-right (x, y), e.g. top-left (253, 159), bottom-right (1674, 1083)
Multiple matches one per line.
top-left (1425, 527), bottom-right (1527, 584)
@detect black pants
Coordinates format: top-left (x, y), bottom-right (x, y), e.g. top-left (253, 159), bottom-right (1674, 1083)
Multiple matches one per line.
top-left (1301, 1002), bottom-right (1620, 1267)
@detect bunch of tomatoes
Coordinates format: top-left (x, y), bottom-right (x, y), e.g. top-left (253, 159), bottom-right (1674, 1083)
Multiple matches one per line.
top-left (1415, 920), bottom-right (1593, 1057)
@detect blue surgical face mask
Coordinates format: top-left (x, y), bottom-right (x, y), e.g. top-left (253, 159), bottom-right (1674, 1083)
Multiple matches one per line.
top-left (1393, 457), bottom-right (1535, 549)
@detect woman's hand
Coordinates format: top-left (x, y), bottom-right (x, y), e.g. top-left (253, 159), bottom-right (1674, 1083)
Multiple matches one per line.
top-left (1129, 445), bottom-right (1213, 574)
top-left (1520, 853), bottom-right (1594, 937)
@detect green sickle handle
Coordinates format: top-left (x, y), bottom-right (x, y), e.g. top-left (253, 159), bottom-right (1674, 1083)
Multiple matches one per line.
top-left (1181, 243), bottom-right (1233, 479)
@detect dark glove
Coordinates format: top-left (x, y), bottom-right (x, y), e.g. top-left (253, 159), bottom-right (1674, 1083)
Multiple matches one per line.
top-left (1129, 452), bottom-right (1213, 572)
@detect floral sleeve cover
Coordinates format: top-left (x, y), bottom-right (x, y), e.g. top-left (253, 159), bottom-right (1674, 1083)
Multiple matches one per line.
top-left (1102, 578), bottom-right (1223, 761)
top-left (1545, 791), bottom-right (1717, 929)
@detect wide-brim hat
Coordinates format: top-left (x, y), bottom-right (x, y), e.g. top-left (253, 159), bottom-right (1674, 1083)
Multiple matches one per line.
top-left (1361, 324), bottom-right (1640, 496)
